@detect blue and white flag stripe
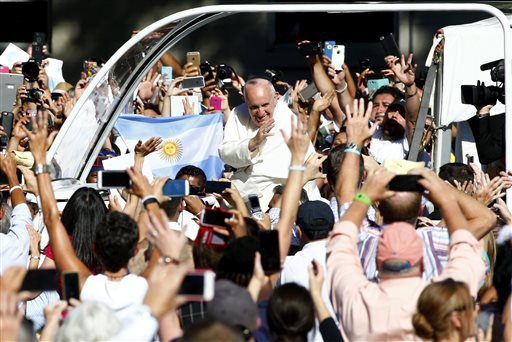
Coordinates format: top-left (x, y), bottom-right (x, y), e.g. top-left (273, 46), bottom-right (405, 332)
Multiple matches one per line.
top-left (114, 114), bottom-right (224, 179)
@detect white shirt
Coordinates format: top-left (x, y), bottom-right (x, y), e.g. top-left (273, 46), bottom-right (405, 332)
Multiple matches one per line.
top-left (278, 240), bottom-right (338, 342)
top-left (0, 203), bottom-right (32, 274)
top-left (369, 126), bottom-right (409, 164)
top-left (219, 101), bottom-right (320, 211)
top-left (81, 274), bottom-right (148, 325)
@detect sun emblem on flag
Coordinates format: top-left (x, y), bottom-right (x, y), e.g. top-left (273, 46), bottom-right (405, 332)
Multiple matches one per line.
top-left (159, 139), bottom-right (183, 163)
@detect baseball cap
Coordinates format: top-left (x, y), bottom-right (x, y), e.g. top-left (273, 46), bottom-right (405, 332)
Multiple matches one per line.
top-left (376, 222), bottom-right (423, 272)
top-left (296, 200), bottom-right (335, 233)
top-left (207, 279), bottom-right (258, 332)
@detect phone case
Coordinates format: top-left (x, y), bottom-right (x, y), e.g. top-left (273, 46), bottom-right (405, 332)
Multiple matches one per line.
top-left (181, 76), bottom-right (205, 89)
top-left (210, 96), bottom-right (222, 111)
top-left (323, 40), bottom-right (336, 60)
top-left (331, 45), bottom-right (345, 71)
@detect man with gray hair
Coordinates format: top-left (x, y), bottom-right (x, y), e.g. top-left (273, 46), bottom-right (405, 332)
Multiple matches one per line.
top-left (219, 77), bottom-right (320, 211)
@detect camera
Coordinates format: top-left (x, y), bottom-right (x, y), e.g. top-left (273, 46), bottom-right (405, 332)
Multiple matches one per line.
top-left (298, 41), bottom-right (322, 57)
top-left (26, 88), bottom-right (43, 103)
top-left (216, 64), bottom-right (234, 89)
top-left (461, 59), bottom-right (505, 106)
top-left (264, 69), bottom-right (283, 84)
top-left (22, 58), bottom-right (40, 83)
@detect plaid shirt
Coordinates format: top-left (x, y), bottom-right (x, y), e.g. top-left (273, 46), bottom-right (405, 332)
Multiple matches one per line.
top-left (337, 201), bottom-right (450, 282)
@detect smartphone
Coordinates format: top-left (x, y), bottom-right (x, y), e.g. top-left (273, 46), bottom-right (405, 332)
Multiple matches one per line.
top-left (179, 270), bottom-right (215, 301)
top-left (181, 76), bottom-right (205, 89)
top-left (0, 111), bottom-right (14, 147)
top-left (299, 83), bottom-right (319, 103)
top-left (331, 45), bottom-right (345, 71)
top-left (162, 179), bottom-right (190, 197)
top-left (388, 175), bottom-right (425, 192)
top-left (210, 95), bottom-right (222, 111)
top-left (368, 78), bottom-right (390, 97)
top-left (379, 33), bottom-right (400, 57)
top-left (97, 170), bottom-right (131, 189)
top-left (186, 51), bottom-right (201, 68)
top-left (298, 41), bottom-right (322, 57)
top-left (258, 230), bottom-right (281, 274)
top-left (62, 272), bottom-right (80, 302)
top-left (205, 180), bottom-right (231, 194)
top-left (200, 62), bottom-right (214, 81)
top-left (20, 269), bottom-right (58, 292)
top-left (201, 208), bottom-right (234, 229)
top-left (161, 66), bottom-right (173, 86)
top-left (248, 193), bottom-right (264, 221)
top-left (323, 40), bottom-right (336, 60)
top-left (360, 58), bottom-right (370, 71)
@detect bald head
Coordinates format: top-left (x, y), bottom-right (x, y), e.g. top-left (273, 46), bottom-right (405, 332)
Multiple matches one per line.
top-left (379, 191), bottom-right (422, 225)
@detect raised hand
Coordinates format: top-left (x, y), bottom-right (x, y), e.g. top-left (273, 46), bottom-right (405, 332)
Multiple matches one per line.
top-left (134, 137), bottom-right (162, 157)
top-left (282, 115), bottom-right (309, 164)
top-left (145, 209), bottom-right (187, 260)
top-left (382, 53), bottom-right (417, 86)
top-left (345, 98), bottom-right (376, 147)
top-left (359, 167), bottom-right (396, 203)
top-left (248, 118), bottom-right (275, 152)
top-left (312, 89), bottom-right (335, 113)
top-left (138, 69), bottom-right (159, 101)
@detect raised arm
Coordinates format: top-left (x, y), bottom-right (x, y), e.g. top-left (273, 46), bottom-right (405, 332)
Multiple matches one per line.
top-left (335, 99), bottom-right (376, 205)
top-left (383, 53), bottom-right (419, 143)
top-left (275, 116), bottom-right (310, 263)
top-left (24, 111), bottom-right (91, 289)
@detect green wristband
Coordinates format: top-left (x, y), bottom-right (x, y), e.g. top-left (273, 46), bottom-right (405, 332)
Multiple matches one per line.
top-left (354, 192), bottom-right (372, 206)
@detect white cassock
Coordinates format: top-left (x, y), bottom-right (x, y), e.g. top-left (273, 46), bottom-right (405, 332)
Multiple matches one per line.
top-left (219, 100), bottom-right (321, 212)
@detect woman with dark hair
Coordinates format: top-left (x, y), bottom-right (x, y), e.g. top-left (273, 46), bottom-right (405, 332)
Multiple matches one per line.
top-left (42, 187), bottom-right (107, 273)
top-left (412, 278), bottom-right (478, 341)
top-left (267, 283), bottom-right (315, 342)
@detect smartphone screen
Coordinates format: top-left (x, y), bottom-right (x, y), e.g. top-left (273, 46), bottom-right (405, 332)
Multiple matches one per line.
top-left (161, 66), bottom-right (173, 85)
top-left (181, 76), bottom-right (205, 89)
top-left (179, 270), bottom-right (215, 301)
top-left (258, 230), bottom-right (281, 274)
top-left (205, 181), bottom-right (230, 194)
top-left (201, 208), bottom-right (233, 228)
top-left (248, 194), bottom-right (262, 212)
top-left (97, 170), bottom-right (131, 188)
top-left (20, 269), bottom-right (59, 292)
top-left (62, 272), bottom-right (80, 302)
top-left (162, 179), bottom-right (190, 197)
top-left (388, 175), bottom-right (425, 192)
top-left (368, 78), bottom-right (390, 97)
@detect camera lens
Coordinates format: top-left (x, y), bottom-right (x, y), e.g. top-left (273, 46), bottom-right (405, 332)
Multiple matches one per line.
top-left (22, 59), bottom-right (40, 82)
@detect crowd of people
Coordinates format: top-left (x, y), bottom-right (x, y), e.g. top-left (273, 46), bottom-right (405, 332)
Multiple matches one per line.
top-left (0, 24), bottom-right (511, 342)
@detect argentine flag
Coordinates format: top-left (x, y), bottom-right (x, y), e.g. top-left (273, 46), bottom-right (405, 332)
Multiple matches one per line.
top-left (114, 114), bottom-right (224, 179)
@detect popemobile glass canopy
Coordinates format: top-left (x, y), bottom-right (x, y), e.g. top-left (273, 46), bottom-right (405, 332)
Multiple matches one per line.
top-left (47, 3), bottom-right (511, 189)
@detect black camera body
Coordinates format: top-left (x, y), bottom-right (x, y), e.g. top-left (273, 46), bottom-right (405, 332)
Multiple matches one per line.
top-left (216, 64), bottom-right (234, 89)
top-left (26, 88), bottom-right (43, 103)
top-left (298, 41), bottom-right (322, 57)
top-left (22, 59), bottom-right (40, 83)
top-left (264, 69), bottom-right (283, 84)
top-left (461, 59), bottom-right (505, 106)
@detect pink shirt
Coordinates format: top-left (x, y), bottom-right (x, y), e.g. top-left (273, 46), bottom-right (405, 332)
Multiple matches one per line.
top-left (326, 221), bottom-right (485, 341)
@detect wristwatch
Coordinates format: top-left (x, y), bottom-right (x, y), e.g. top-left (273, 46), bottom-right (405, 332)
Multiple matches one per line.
top-left (33, 163), bottom-right (52, 175)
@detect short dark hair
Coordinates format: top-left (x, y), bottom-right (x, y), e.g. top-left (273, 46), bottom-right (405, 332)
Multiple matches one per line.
top-left (438, 163), bottom-right (474, 187)
top-left (175, 165), bottom-right (207, 191)
top-left (373, 85), bottom-right (404, 101)
top-left (182, 319), bottom-right (244, 342)
top-left (161, 197), bottom-right (183, 218)
top-left (95, 211), bottom-right (139, 272)
top-left (216, 237), bottom-right (257, 287)
top-left (324, 144), bottom-right (364, 187)
top-left (267, 283), bottom-right (315, 341)
top-left (272, 185), bottom-right (309, 204)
